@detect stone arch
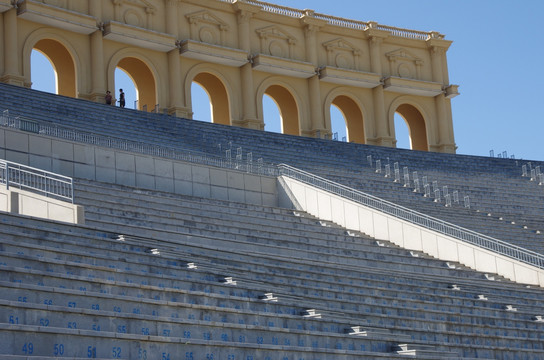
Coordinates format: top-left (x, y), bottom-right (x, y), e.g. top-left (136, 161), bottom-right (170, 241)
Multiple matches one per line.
top-left (184, 64), bottom-right (233, 125)
top-left (389, 97), bottom-right (430, 151)
top-left (22, 29), bottom-right (82, 97)
top-left (256, 78), bottom-right (301, 136)
top-left (324, 88), bottom-right (367, 144)
top-left (107, 49), bottom-right (159, 111)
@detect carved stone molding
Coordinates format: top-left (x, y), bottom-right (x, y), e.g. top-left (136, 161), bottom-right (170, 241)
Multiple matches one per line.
top-left (322, 38), bottom-right (360, 71)
top-left (256, 25), bottom-right (296, 59)
top-left (385, 48), bottom-right (423, 79)
top-left (111, 0), bottom-right (156, 29)
top-left (186, 10), bottom-right (229, 46)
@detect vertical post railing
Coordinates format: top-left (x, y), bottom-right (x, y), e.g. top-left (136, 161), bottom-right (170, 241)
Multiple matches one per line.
top-left (247, 152), bottom-right (253, 173)
top-left (453, 190), bottom-right (459, 204)
top-left (384, 164), bottom-right (391, 178)
top-left (403, 167), bottom-right (410, 187)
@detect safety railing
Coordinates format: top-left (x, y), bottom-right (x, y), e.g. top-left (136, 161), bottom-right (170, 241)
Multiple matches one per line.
top-left (277, 164), bottom-right (544, 269)
top-left (3, 109), bottom-right (541, 269)
top-left (0, 159), bottom-right (73, 203)
top-left (0, 110), bottom-right (279, 178)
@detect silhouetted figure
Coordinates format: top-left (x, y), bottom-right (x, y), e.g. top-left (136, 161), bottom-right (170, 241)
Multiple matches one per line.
top-left (105, 90), bottom-right (112, 105)
top-left (119, 89), bottom-right (125, 108)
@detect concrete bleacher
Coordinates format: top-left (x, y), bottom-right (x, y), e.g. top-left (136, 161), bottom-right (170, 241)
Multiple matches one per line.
top-left (0, 84), bottom-right (544, 359)
top-left (1, 83), bottom-right (543, 254)
top-left (1, 180), bottom-right (544, 359)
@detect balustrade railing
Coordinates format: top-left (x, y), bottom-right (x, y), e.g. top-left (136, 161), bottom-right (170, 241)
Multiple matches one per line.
top-left (219, 0), bottom-right (439, 40)
top-left (0, 159), bottom-right (73, 203)
top-left (277, 164), bottom-right (544, 270)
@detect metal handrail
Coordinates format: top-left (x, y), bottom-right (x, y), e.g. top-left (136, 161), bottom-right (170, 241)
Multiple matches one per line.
top-left (0, 159), bottom-right (74, 203)
top-left (277, 164), bottom-right (544, 270)
top-left (0, 110), bottom-right (280, 178)
top-left (2, 110), bottom-right (541, 269)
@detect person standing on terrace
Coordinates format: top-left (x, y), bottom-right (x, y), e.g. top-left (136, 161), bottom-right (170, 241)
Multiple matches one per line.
top-left (119, 89), bottom-right (125, 108)
top-left (105, 91), bottom-right (112, 105)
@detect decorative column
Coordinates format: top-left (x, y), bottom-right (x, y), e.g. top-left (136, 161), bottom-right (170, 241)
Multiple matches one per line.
top-left (301, 11), bottom-right (326, 138)
top-left (166, 1), bottom-right (190, 117)
top-left (87, 1), bottom-right (105, 102)
top-left (112, 0), bottom-right (122, 22)
top-left (366, 24), bottom-right (392, 146)
top-left (1, 7), bottom-right (24, 86)
top-left (427, 35), bottom-right (456, 153)
top-left (233, 2), bottom-right (261, 129)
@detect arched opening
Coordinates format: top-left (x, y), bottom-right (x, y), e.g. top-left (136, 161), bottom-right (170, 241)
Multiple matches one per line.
top-left (263, 85), bottom-right (299, 136)
top-left (114, 68), bottom-right (137, 109)
top-left (31, 49), bottom-right (56, 93)
top-left (330, 105), bottom-right (347, 141)
top-left (330, 95), bottom-right (364, 143)
top-left (191, 82), bottom-right (212, 122)
top-left (395, 104), bottom-right (428, 151)
top-left (263, 94), bottom-right (282, 133)
top-left (116, 57), bottom-right (156, 111)
top-left (192, 72), bottom-right (230, 125)
top-left (394, 113), bottom-right (411, 149)
top-left (31, 39), bottom-right (76, 97)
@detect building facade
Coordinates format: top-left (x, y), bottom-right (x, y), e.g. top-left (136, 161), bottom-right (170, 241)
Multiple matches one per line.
top-left (0, 0), bottom-right (459, 152)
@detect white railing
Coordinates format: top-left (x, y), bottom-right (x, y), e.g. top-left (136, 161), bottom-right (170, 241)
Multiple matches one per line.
top-left (277, 164), bottom-right (544, 270)
top-left (0, 110), bottom-right (279, 178)
top-left (3, 110), bottom-right (540, 270)
top-left (0, 159), bottom-right (73, 203)
top-left (218, 0), bottom-right (439, 40)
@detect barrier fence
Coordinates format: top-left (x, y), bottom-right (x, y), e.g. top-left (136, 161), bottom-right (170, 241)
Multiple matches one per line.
top-left (0, 159), bottom-right (73, 203)
top-left (277, 164), bottom-right (544, 270)
top-left (2, 109), bottom-right (543, 270)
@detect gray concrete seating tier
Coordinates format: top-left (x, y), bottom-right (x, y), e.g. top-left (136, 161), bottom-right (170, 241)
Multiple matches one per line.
top-left (2, 174), bottom-right (544, 359)
top-left (1, 83), bottom-right (543, 255)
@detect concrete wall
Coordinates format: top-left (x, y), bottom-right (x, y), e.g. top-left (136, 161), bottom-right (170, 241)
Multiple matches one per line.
top-left (279, 175), bottom-right (544, 287)
top-left (0, 187), bottom-right (84, 225)
top-left (0, 127), bottom-right (278, 207)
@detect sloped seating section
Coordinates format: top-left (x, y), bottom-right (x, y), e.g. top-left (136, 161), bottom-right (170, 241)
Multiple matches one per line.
top-left (1, 182), bottom-right (544, 359)
top-left (1, 85), bottom-right (544, 359)
top-left (1, 83), bottom-right (543, 255)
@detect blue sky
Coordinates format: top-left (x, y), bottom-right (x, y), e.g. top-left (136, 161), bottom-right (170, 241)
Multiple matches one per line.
top-left (31, 0), bottom-right (544, 161)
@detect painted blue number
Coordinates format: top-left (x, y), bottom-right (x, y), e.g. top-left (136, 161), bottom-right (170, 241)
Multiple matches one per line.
top-left (87, 346), bottom-right (96, 358)
top-left (138, 349), bottom-right (147, 360)
top-left (54, 344), bottom-right (64, 356)
top-left (185, 352), bottom-right (193, 360)
top-left (162, 353), bottom-right (171, 360)
top-left (39, 318), bottom-right (49, 327)
top-left (9, 315), bottom-right (18, 324)
top-left (22, 343), bottom-right (33, 354)
top-left (112, 347), bottom-right (122, 358)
